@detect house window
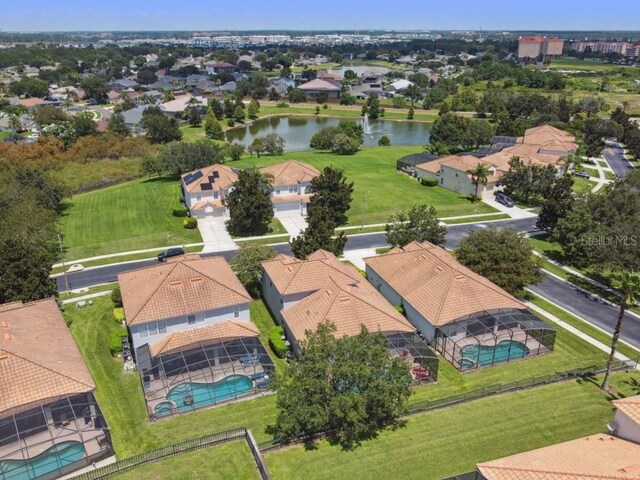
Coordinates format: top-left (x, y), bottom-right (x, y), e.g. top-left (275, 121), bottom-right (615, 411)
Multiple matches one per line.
top-left (196, 314), bottom-right (205, 323)
top-left (196, 194), bottom-right (202, 201)
top-left (158, 321), bottom-right (167, 334)
top-left (440, 178), bottom-right (444, 184)
top-left (233, 306), bottom-right (239, 318)
top-left (188, 315), bottom-right (196, 325)
top-left (139, 325), bottom-right (149, 338)
top-left (213, 191), bottom-right (219, 199)
top-left (289, 187), bottom-right (297, 194)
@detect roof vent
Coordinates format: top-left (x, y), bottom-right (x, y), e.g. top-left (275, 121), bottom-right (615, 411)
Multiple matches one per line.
top-left (455, 274), bottom-right (466, 280)
top-left (326, 289), bottom-right (333, 296)
top-left (420, 254), bottom-right (428, 260)
top-left (286, 266), bottom-right (294, 272)
top-left (339, 296), bottom-right (350, 302)
top-left (435, 265), bottom-right (444, 273)
top-left (0, 320), bottom-right (8, 328)
top-left (169, 281), bottom-right (183, 287)
top-left (190, 277), bottom-right (203, 283)
top-left (0, 354), bottom-right (8, 361)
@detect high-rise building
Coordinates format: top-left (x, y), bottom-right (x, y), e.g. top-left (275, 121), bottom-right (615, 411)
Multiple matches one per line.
top-left (518, 35), bottom-right (565, 60)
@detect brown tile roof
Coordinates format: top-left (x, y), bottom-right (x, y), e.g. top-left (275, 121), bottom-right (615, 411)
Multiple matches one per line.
top-left (181, 164), bottom-right (239, 193)
top-left (298, 78), bottom-right (342, 92)
top-left (282, 279), bottom-right (415, 342)
top-left (0, 299), bottom-right (94, 417)
top-left (614, 394), bottom-right (640, 426)
top-left (262, 250), bottom-right (363, 296)
top-left (477, 434), bottom-right (640, 480)
top-left (191, 199), bottom-right (224, 210)
top-left (149, 320), bottom-right (259, 357)
top-left (118, 255), bottom-right (251, 326)
top-left (364, 242), bottom-right (525, 327)
top-left (260, 160), bottom-right (320, 186)
top-left (18, 97), bottom-right (49, 108)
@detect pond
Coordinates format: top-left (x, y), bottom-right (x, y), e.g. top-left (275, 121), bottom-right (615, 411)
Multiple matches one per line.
top-left (225, 116), bottom-right (431, 151)
top-left (326, 63), bottom-right (391, 77)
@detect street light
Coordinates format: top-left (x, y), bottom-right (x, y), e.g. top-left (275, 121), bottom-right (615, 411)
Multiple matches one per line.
top-left (57, 234), bottom-right (70, 294)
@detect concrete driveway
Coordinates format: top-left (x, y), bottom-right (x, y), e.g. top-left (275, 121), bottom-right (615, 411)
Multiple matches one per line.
top-left (482, 192), bottom-right (537, 220)
top-left (197, 217), bottom-right (237, 253)
top-left (276, 211), bottom-right (308, 236)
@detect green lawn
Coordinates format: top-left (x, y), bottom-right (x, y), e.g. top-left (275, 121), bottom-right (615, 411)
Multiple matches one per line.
top-left (59, 177), bottom-right (202, 260)
top-left (256, 104), bottom-right (438, 122)
top-left (110, 441), bottom-right (260, 480)
top-left (232, 218), bottom-right (287, 238)
top-left (572, 177), bottom-right (595, 194)
top-left (232, 147), bottom-right (497, 225)
top-left (544, 58), bottom-right (632, 72)
top-left (264, 373), bottom-right (639, 480)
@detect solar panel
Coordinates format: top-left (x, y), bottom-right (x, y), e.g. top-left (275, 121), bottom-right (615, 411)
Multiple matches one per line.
top-left (211, 171), bottom-right (220, 179)
top-left (184, 170), bottom-right (204, 185)
top-left (201, 183), bottom-right (213, 191)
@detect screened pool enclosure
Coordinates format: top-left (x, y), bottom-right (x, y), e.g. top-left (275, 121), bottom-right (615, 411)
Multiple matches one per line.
top-left (433, 309), bottom-right (556, 371)
top-left (386, 332), bottom-right (439, 383)
top-left (137, 335), bottom-right (275, 419)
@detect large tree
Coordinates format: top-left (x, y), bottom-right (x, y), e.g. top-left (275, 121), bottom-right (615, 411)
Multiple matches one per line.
top-left (429, 113), bottom-right (494, 152)
top-left (81, 75), bottom-right (109, 102)
top-left (466, 163), bottom-right (490, 198)
top-left (107, 112), bottom-right (130, 136)
top-left (141, 109), bottom-right (182, 144)
top-left (385, 204), bottom-right (446, 248)
top-left (307, 166), bottom-right (354, 226)
top-left (456, 226), bottom-right (542, 296)
top-left (204, 110), bottom-right (225, 140)
top-left (230, 244), bottom-right (277, 297)
top-left (271, 323), bottom-right (412, 449)
top-left (157, 140), bottom-right (227, 176)
top-left (500, 156), bottom-right (557, 204)
top-left (290, 206), bottom-right (347, 260)
top-left (536, 175), bottom-right (575, 234)
top-left (226, 170), bottom-right (274, 236)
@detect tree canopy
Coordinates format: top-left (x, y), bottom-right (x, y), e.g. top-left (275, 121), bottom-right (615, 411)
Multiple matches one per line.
top-left (429, 113), bottom-right (494, 152)
top-left (307, 166), bottom-right (354, 226)
top-left (226, 170), bottom-right (274, 236)
top-left (385, 204), bottom-right (446, 248)
top-left (230, 244), bottom-right (277, 297)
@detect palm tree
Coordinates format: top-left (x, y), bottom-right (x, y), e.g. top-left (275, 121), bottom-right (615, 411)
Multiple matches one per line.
top-left (466, 163), bottom-right (491, 198)
top-left (601, 271), bottom-right (640, 391)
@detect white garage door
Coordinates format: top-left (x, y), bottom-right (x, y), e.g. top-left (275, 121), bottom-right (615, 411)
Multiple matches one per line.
top-left (275, 202), bottom-right (301, 213)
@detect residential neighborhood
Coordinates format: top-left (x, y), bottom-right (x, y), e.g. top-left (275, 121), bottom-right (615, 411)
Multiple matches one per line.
top-left (2, 3), bottom-right (640, 480)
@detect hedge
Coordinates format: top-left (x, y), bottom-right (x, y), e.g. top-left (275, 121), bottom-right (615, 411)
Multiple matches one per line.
top-left (183, 217), bottom-right (198, 229)
top-left (108, 326), bottom-right (128, 356)
top-left (420, 177), bottom-right (438, 187)
top-left (269, 326), bottom-right (287, 358)
top-left (113, 307), bottom-right (125, 323)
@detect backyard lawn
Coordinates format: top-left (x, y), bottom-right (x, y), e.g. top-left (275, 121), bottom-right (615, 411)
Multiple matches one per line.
top-left (542, 58), bottom-right (633, 72)
top-left (58, 146), bottom-right (496, 259)
top-left (110, 441), bottom-right (260, 480)
top-left (59, 176), bottom-right (202, 260)
top-left (66, 293), bottom-right (618, 462)
top-left (264, 374), bottom-right (639, 480)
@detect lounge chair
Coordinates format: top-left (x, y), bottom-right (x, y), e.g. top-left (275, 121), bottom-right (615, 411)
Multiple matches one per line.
top-left (240, 354), bottom-right (259, 365)
top-left (249, 371), bottom-right (267, 380)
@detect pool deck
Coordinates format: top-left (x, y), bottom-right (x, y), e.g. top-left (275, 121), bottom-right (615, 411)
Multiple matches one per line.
top-left (0, 418), bottom-right (109, 462)
top-left (439, 329), bottom-right (551, 371)
top-left (144, 359), bottom-right (269, 416)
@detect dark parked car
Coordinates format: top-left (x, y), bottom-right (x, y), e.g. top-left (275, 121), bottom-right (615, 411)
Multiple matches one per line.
top-left (157, 247), bottom-right (185, 261)
top-left (495, 192), bottom-right (514, 207)
top-left (572, 170), bottom-right (591, 179)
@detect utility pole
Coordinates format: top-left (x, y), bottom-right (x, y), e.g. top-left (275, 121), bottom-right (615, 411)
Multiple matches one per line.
top-left (57, 234), bottom-right (70, 293)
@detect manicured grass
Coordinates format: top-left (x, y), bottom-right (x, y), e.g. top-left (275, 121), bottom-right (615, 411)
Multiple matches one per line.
top-left (528, 293), bottom-right (640, 362)
top-left (58, 282), bottom-right (116, 300)
top-left (59, 177), bottom-right (202, 260)
top-left (265, 374), bottom-right (639, 479)
top-left (572, 176), bottom-right (596, 194)
top-left (180, 124), bottom-right (208, 142)
top-left (250, 300), bottom-right (287, 372)
top-left (257, 104), bottom-right (438, 122)
top-left (110, 441), bottom-right (260, 480)
top-left (544, 58), bottom-right (633, 72)
top-left (237, 235), bottom-right (290, 247)
top-left (232, 218), bottom-right (287, 238)
top-left (232, 147), bottom-right (497, 225)
top-left (48, 157), bottom-right (143, 193)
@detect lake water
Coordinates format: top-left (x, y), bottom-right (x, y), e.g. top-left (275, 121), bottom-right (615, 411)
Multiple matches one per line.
top-left (226, 116), bottom-right (431, 151)
top-left (326, 64), bottom-right (390, 76)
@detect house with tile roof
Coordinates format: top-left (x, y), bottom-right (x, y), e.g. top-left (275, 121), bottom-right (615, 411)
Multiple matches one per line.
top-left (364, 242), bottom-right (556, 371)
top-left (0, 299), bottom-right (112, 479)
top-left (118, 255), bottom-right (274, 417)
top-left (259, 160), bottom-right (320, 214)
top-left (261, 250), bottom-right (439, 380)
top-left (473, 394), bottom-right (640, 480)
top-left (181, 164), bottom-right (240, 218)
top-left (297, 78), bottom-right (342, 100)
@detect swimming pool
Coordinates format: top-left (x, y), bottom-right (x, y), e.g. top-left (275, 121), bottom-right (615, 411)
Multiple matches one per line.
top-left (153, 401), bottom-right (174, 416)
top-left (0, 441), bottom-right (85, 480)
top-left (167, 375), bottom-right (253, 412)
top-left (460, 340), bottom-right (530, 370)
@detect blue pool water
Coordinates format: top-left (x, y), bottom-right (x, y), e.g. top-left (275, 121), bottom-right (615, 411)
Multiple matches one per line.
top-left (0, 441), bottom-right (85, 480)
top-left (167, 375), bottom-right (253, 412)
top-left (153, 401), bottom-right (174, 416)
top-left (460, 341), bottom-right (530, 369)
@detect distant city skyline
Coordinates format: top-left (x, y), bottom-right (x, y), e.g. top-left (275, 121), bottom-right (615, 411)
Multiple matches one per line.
top-left (2, 0), bottom-right (640, 32)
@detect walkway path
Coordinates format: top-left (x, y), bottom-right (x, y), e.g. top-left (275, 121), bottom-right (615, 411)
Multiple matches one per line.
top-left (60, 290), bottom-right (113, 305)
top-left (198, 217), bottom-right (237, 253)
top-left (275, 211), bottom-right (308, 236)
top-left (481, 191), bottom-right (538, 219)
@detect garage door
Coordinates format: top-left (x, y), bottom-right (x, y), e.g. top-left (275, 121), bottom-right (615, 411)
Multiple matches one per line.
top-left (275, 202), bottom-right (301, 213)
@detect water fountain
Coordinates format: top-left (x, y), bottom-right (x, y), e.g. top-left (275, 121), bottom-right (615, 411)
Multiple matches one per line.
top-left (362, 113), bottom-right (372, 134)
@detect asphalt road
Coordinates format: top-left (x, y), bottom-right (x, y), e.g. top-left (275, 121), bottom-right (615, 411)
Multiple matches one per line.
top-left (55, 217), bottom-right (538, 291)
top-left (529, 274), bottom-right (640, 351)
top-left (603, 141), bottom-right (634, 179)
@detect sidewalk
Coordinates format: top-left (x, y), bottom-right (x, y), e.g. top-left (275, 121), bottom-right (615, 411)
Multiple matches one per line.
top-left (481, 192), bottom-right (537, 219)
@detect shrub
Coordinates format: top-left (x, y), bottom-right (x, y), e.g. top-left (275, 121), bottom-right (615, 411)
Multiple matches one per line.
top-left (108, 326), bottom-right (128, 356)
top-left (468, 194), bottom-right (482, 202)
top-left (113, 307), bottom-right (125, 324)
top-left (420, 177), bottom-right (438, 187)
top-left (111, 286), bottom-right (122, 307)
top-left (173, 207), bottom-right (188, 217)
top-left (322, 103), bottom-right (328, 109)
top-left (183, 217), bottom-right (198, 229)
top-left (269, 326), bottom-right (287, 358)
top-left (394, 304), bottom-right (406, 316)
top-left (378, 136), bottom-right (391, 146)
top-left (227, 118), bottom-right (235, 127)
top-left (276, 102), bottom-right (289, 108)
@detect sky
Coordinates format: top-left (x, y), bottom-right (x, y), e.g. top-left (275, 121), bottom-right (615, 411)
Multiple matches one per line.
top-left (2, 0), bottom-right (640, 32)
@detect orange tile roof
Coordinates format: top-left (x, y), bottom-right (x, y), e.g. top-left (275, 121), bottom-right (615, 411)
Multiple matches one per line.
top-left (118, 255), bottom-right (251, 326)
top-left (262, 250), bottom-right (363, 296)
top-left (477, 434), bottom-right (640, 480)
top-left (149, 320), bottom-right (259, 357)
top-left (282, 278), bottom-right (415, 342)
top-left (0, 299), bottom-right (95, 417)
top-left (260, 160), bottom-right (320, 186)
top-left (364, 242), bottom-right (525, 327)
top-left (181, 164), bottom-right (239, 193)
top-left (614, 395), bottom-right (640, 426)
top-left (298, 78), bottom-right (342, 92)
top-left (271, 193), bottom-right (312, 204)
top-left (18, 97), bottom-right (48, 108)
top-left (191, 199), bottom-right (224, 210)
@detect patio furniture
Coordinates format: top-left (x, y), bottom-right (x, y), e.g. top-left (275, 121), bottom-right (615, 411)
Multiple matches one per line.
top-left (256, 378), bottom-right (271, 388)
top-left (240, 354), bottom-right (259, 365)
top-left (249, 371), bottom-right (267, 380)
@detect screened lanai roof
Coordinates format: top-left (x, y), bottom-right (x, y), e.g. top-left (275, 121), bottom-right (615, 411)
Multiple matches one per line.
top-left (442, 308), bottom-right (556, 338)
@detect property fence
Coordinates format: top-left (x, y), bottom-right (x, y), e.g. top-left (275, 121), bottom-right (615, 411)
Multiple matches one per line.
top-left (70, 428), bottom-right (270, 480)
top-left (257, 359), bottom-right (638, 452)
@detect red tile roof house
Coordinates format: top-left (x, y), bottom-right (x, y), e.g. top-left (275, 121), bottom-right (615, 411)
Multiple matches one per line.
top-left (118, 255), bottom-right (274, 417)
top-left (0, 299), bottom-right (113, 479)
top-left (259, 160), bottom-right (320, 215)
top-left (181, 164), bottom-right (240, 219)
top-left (261, 250), bottom-right (439, 382)
top-left (364, 242), bottom-right (557, 371)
